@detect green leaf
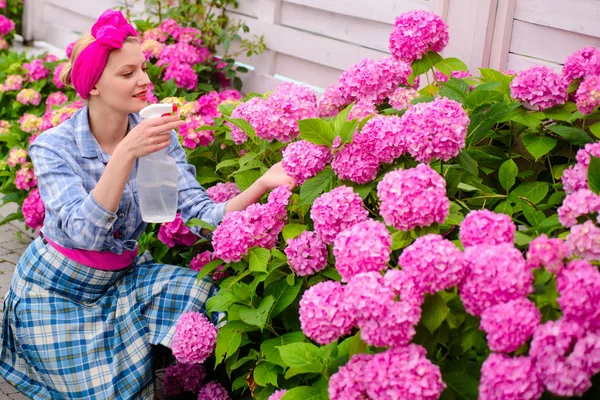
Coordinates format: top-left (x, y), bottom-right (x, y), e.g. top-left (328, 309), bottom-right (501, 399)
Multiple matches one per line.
top-left (253, 362), bottom-right (280, 387)
top-left (215, 322), bottom-right (244, 365)
top-left (264, 278), bottom-right (303, 317)
top-left (548, 125), bottom-right (594, 145)
top-left (298, 118), bottom-right (335, 146)
top-left (434, 57), bottom-right (468, 76)
top-left (521, 134), bottom-right (557, 161)
top-left (282, 224), bottom-right (308, 240)
top-left (510, 182), bottom-right (549, 204)
top-left (261, 332), bottom-right (306, 367)
top-left (409, 51), bottom-right (443, 82)
top-left (589, 122), bottom-right (600, 139)
top-left (196, 259), bottom-right (224, 280)
top-left (249, 247), bottom-right (271, 273)
top-left (277, 342), bottom-right (323, 368)
top-left (520, 201), bottom-right (546, 228)
top-left (498, 159), bottom-right (518, 193)
top-left (495, 201), bottom-right (513, 216)
top-left (443, 371), bottom-right (480, 399)
top-left (438, 78), bottom-right (469, 104)
top-left (420, 293), bottom-right (448, 333)
top-left (391, 229), bottom-right (413, 250)
top-left (300, 168), bottom-right (334, 205)
top-left (281, 386), bottom-right (328, 400)
top-left (0, 212), bottom-right (22, 226)
top-left (226, 117), bottom-right (258, 143)
top-left (588, 156), bottom-right (600, 195)
top-left (206, 289), bottom-right (238, 313)
top-left (458, 152), bottom-right (479, 177)
top-left (239, 296), bottom-right (275, 329)
top-left (186, 218), bottom-right (215, 231)
top-left (543, 103), bottom-right (577, 121)
top-left (511, 112), bottom-right (545, 129)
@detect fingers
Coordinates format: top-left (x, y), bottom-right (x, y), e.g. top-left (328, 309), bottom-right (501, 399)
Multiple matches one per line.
top-left (150, 120), bottom-right (186, 134)
top-left (145, 114), bottom-right (181, 126)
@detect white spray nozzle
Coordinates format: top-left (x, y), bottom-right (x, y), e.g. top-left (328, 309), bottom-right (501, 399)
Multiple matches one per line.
top-left (139, 103), bottom-right (178, 119)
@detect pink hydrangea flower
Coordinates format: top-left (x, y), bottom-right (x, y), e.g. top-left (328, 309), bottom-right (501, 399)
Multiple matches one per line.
top-left (345, 272), bottom-right (395, 322)
top-left (347, 99), bottom-right (377, 120)
top-left (171, 312), bottom-right (217, 364)
top-left (190, 251), bottom-right (214, 271)
top-left (65, 42), bottom-right (75, 58)
top-left (562, 163), bottom-right (588, 194)
top-left (557, 258), bottom-right (600, 330)
top-left (434, 70), bottom-right (449, 83)
top-left (176, 27), bottom-right (203, 45)
top-left (399, 234), bottom-right (466, 294)
top-left (459, 209), bottom-right (516, 247)
top-left (22, 188), bottom-right (45, 230)
top-left (16, 88), bottom-right (42, 106)
top-left (0, 120), bottom-right (11, 134)
top-left (359, 115), bottom-right (406, 163)
top-left (383, 269), bottom-right (425, 309)
top-left (180, 115), bottom-right (214, 149)
top-left (281, 140), bottom-right (331, 185)
top-left (529, 319), bottom-right (594, 397)
top-left (19, 113), bottom-right (42, 133)
top-left (510, 66), bottom-right (568, 110)
top-left (575, 75), bottom-right (600, 114)
top-left (526, 234), bottom-right (567, 273)
top-left (22, 59), bottom-right (50, 82)
top-left (163, 363), bottom-right (206, 396)
top-left (310, 186), bottom-right (368, 244)
top-left (401, 97), bottom-right (469, 163)
top-left (194, 92), bottom-right (221, 119)
top-left (388, 87), bottom-right (420, 110)
top-left (267, 389), bottom-right (287, 400)
top-left (557, 189), bottom-right (600, 227)
top-left (52, 63), bottom-right (66, 89)
top-left (7, 148), bottom-right (28, 167)
top-left (328, 353), bottom-right (373, 400)
top-left (141, 39), bottom-right (165, 60)
top-left (377, 164), bottom-right (450, 231)
top-left (158, 18), bottom-right (182, 37)
top-left (333, 219), bottom-right (391, 282)
top-left (211, 211), bottom-right (255, 263)
top-left (299, 280), bottom-right (354, 345)
top-left (575, 142), bottom-right (600, 166)
top-left (364, 345), bottom-right (446, 400)
top-left (45, 92), bottom-right (69, 109)
top-left (227, 97), bottom-right (266, 145)
top-left (197, 381), bottom-right (231, 400)
top-left (331, 136), bottom-right (380, 184)
top-left (284, 231), bottom-right (328, 276)
top-left (480, 298), bottom-right (541, 353)
top-left (459, 244), bottom-right (533, 316)
top-left (146, 82), bottom-right (158, 104)
top-left (158, 43), bottom-right (209, 66)
top-left (565, 220), bottom-right (600, 261)
top-left (0, 1), bottom-right (5, 8)
top-left (157, 214), bottom-right (199, 247)
top-left (206, 182), bottom-right (240, 203)
top-left (15, 165), bottom-right (37, 191)
top-left (218, 90), bottom-right (241, 102)
top-left (0, 14), bottom-right (15, 35)
top-left (3, 75), bottom-right (24, 92)
top-left (163, 63), bottom-right (198, 90)
top-left (389, 10), bottom-right (449, 63)
top-left (479, 354), bottom-right (543, 400)
top-left (317, 84), bottom-right (346, 117)
top-left (0, 37), bottom-right (6, 50)
top-left (562, 47), bottom-right (600, 83)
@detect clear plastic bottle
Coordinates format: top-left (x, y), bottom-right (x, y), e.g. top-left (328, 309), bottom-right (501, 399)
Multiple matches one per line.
top-left (136, 103), bottom-right (179, 223)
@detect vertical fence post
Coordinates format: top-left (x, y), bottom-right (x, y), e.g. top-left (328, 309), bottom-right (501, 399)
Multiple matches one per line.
top-left (488, 0), bottom-right (517, 71)
top-left (21, 0), bottom-right (41, 44)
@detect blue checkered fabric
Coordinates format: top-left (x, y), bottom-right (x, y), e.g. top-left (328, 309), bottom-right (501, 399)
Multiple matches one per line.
top-left (0, 237), bottom-right (223, 399)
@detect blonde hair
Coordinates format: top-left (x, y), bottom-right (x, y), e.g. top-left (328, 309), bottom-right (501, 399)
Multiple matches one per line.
top-left (59, 34), bottom-right (140, 89)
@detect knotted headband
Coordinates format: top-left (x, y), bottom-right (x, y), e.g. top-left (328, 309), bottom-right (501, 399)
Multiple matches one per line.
top-left (72, 10), bottom-right (138, 99)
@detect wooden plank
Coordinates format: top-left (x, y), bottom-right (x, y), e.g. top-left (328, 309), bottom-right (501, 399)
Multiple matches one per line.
top-left (282, 0), bottom-right (430, 25)
top-left (488, 0), bottom-right (516, 71)
top-left (275, 53), bottom-right (343, 90)
top-left (280, 2), bottom-right (391, 52)
top-left (240, 70), bottom-right (283, 94)
top-left (514, 0), bottom-right (600, 38)
top-left (229, 12), bottom-right (388, 71)
top-left (510, 20), bottom-right (600, 66)
top-left (226, 0), bottom-right (260, 18)
top-left (41, 2), bottom-right (96, 35)
top-left (506, 53), bottom-right (561, 73)
top-left (45, 0), bottom-right (130, 21)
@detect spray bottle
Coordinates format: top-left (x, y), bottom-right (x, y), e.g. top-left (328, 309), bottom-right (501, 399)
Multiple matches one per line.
top-left (136, 103), bottom-right (179, 223)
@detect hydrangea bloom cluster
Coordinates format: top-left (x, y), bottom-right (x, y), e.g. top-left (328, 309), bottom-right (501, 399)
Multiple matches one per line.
top-left (16, 88), bottom-right (42, 106)
top-left (22, 59), bottom-right (50, 82)
top-left (15, 165), bottom-right (37, 191)
top-left (526, 234), bottom-right (567, 273)
top-left (359, 115), bottom-right (406, 164)
top-left (459, 209), bottom-right (516, 247)
top-left (575, 74), bottom-right (600, 114)
top-left (163, 63), bottom-right (198, 90)
top-left (190, 251), bottom-right (214, 272)
top-left (52, 63), bottom-right (66, 89)
top-left (557, 189), bottom-right (600, 227)
top-left (565, 220), bottom-right (600, 261)
top-left (0, 120), bottom-right (10, 134)
top-left (141, 39), bottom-right (165, 60)
top-left (364, 345), bottom-right (446, 400)
top-left (228, 97), bottom-right (266, 144)
top-left (18, 113), bottom-right (42, 133)
top-left (480, 298), bottom-right (541, 353)
top-left (333, 219), bottom-right (391, 281)
top-left (267, 389), bottom-right (287, 400)
top-left (22, 188), bottom-right (45, 230)
top-left (281, 140), bottom-right (331, 185)
top-left (377, 164), bottom-right (449, 231)
top-left (459, 244), bottom-right (533, 316)
top-left (562, 143), bottom-right (600, 193)
top-left (7, 148), bottom-right (27, 167)
top-left (383, 269), bottom-right (425, 308)
top-left (157, 214), bottom-right (198, 247)
top-left (2, 75), bottom-right (23, 92)
top-left (389, 10), bottom-right (449, 62)
top-left (211, 211), bottom-right (254, 263)
top-left (0, 14), bottom-right (15, 35)
top-left (197, 381), bottom-right (231, 400)
top-left (310, 186), bottom-right (368, 244)
top-left (45, 92), bottom-right (69, 109)
top-left (179, 115), bottom-right (214, 149)
top-left (399, 234), bottom-right (466, 294)
top-left (331, 135), bottom-right (380, 184)
top-left (171, 311), bottom-right (217, 364)
top-left (298, 280), bottom-right (354, 345)
top-left (284, 231), bottom-right (328, 276)
top-left (557, 259), bottom-right (600, 329)
top-left (479, 354), bottom-right (543, 400)
top-left (206, 182), bottom-right (240, 203)
top-left (389, 86), bottom-right (420, 110)
top-left (328, 353), bottom-right (372, 399)
top-left (401, 97), bottom-right (469, 162)
top-left (510, 66), bottom-right (568, 110)
top-left (163, 363), bottom-right (206, 396)
top-left (562, 47), bottom-right (600, 83)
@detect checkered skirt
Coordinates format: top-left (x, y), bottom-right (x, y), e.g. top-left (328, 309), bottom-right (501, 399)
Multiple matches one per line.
top-left (0, 237), bottom-right (220, 399)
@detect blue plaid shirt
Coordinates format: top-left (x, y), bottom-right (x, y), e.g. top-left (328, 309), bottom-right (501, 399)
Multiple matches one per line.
top-left (29, 107), bottom-right (226, 254)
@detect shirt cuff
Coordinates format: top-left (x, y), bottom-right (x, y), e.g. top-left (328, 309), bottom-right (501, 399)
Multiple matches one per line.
top-left (203, 201), bottom-right (227, 227)
top-left (81, 192), bottom-right (118, 230)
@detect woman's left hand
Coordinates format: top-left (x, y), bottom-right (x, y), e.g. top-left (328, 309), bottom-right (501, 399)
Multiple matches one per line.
top-left (258, 162), bottom-right (296, 192)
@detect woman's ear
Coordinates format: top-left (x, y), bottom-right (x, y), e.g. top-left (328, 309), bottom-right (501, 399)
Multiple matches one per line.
top-left (89, 86), bottom-right (100, 96)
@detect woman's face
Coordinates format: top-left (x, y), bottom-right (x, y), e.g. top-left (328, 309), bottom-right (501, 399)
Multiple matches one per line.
top-left (91, 40), bottom-right (151, 114)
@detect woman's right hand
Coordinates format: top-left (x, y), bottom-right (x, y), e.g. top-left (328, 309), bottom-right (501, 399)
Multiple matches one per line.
top-left (116, 115), bottom-right (185, 160)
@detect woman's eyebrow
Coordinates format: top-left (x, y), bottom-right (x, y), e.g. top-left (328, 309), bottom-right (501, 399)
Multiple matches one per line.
top-left (118, 62), bottom-right (147, 71)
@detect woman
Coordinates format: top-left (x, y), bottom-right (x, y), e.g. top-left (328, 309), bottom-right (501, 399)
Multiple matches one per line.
top-left (0, 10), bottom-right (295, 399)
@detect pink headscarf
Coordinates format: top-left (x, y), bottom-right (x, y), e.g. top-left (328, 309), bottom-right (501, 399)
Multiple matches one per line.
top-left (72, 10), bottom-right (138, 100)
